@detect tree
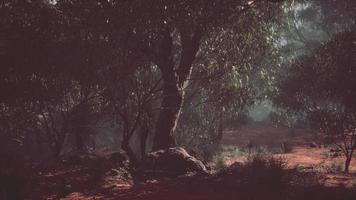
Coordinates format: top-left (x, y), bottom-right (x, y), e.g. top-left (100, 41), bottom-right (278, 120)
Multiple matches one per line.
top-left (99, 64), bottom-right (162, 166)
top-left (275, 31), bottom-right (356, 172)
top-left (116, 0), bottom-right (285, 150)
top-left (174, 16), bottom-right (278, 160)
top-left (278, 0), bottom-right (355, 57)
top-left (269, 0), bottom-right (356, 89)
top-left (0, 0), bottom-right (285, 161)
top-left (0, 0), bottom-right (108, 158)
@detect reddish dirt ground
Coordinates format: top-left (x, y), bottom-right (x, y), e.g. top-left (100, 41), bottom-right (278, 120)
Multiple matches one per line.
top-left (27, 166), bottom-right (255, 200)
top-left (25, 125), bottom-right (356, 199)
top-left (28, 164), bottom-right (356, 200)
top-left (223, 125), bottom-right (319, 147)
top-left (222, 125), bottom-right (356, 187)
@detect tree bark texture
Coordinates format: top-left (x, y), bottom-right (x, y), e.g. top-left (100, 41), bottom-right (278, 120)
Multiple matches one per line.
top-left (152, 28), bottom-right (202, 150)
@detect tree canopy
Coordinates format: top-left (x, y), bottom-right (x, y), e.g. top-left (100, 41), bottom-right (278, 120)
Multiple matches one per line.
top-left (275, 30), bottom-right (356, 172)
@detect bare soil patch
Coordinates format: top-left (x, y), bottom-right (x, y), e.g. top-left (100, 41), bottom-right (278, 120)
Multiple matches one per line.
top-left (222, 125), bottom-right (356, 187)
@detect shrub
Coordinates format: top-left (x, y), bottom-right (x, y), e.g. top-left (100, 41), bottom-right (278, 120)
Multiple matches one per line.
top-left (219, 154), bottom-right (290, 199)
top-left (222, 154), bottom-right (288, 186)
top-left (244, 144), bottom-right (270, 155)
top-left (244, 155), bottom-right (288, 188)
top-left (213, 156), bottom-right (226, 170)
top-left (280, 141), bottom-right (293, 153)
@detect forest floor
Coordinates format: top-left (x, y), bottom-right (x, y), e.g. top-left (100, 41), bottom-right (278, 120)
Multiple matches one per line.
top-left (222, 125), bottom-right (356, 187)
top-left (25, 125), bottom-right (356, 200)
top-left (26, 163), bottom-right (356, 200)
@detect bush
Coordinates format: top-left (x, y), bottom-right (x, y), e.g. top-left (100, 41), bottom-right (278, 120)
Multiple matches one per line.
top-left (244, 143), bottom-right (270, 155)
top-left (222, 154), bottom-right (288, 186)
top-left (214, 156), bottom-right (226, 169)
top-left (244, 154), bottom-right (288, 187)
top-left (280, 141), bottom-right (293, 153)
top-left (211, 146), bottom-right (244, 169)
top-left (219, 154), bottom-right (290, 199)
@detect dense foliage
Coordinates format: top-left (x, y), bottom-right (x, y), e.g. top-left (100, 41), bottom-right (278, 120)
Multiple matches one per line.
top-left (0, 0), bottom-right (284, 163)
top-left (275, 31), bottom-right (356, 172)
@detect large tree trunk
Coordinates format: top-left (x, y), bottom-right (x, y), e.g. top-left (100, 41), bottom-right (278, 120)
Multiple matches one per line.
top-left (152, 28), bottom-right (202, 150)
top-left (152, 70), bottom-right (182, 150)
